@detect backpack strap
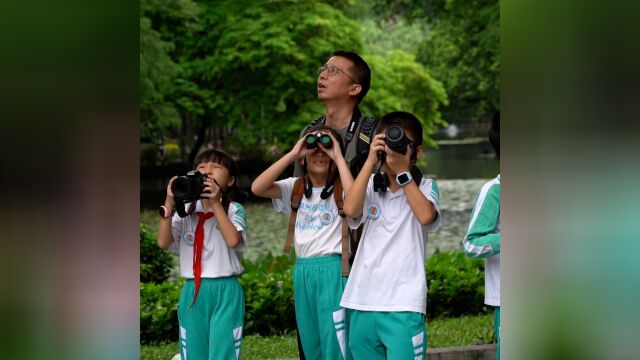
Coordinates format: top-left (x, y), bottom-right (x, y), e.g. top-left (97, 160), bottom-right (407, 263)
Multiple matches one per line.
top-left (284, 177), bottom-right (306, 254)
top-left (333, 178), bottom-right (350, 276)
top-left (350, 116), bottom-right (379, 177)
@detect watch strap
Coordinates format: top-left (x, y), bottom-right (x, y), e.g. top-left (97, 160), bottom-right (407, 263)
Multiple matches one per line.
top-left (159, 205), bottom-right (175, 219)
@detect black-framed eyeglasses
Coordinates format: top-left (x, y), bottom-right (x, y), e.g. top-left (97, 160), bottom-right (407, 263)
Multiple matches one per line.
top-left (317, 66), bottom-right (358, 83)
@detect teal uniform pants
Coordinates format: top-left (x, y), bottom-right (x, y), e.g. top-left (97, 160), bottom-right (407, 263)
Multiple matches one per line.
top-left (348, 310), bottom-right (427, 360)
top-left (294, 255), bottom-right (350, 360)
top-left (177, 277), bottom-right (244, 360)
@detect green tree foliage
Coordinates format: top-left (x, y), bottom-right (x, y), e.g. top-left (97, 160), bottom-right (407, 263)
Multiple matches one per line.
top-left (184, 0), bottom-right (363, 151)
top-left (140, 16), bottom-right (180, 140)
top-left (373, 0), bottom-right (500, 124)
top-left (363, 51), bottom-right (448, 146)
top-left (140, 0), bottom-right (449, 156)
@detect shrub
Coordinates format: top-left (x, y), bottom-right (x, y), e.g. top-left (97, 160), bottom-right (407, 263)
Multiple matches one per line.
top-left (140, 280), bottom-right (182, 344)
top-left (163, 142), bottom-right (181, 163)
top-left (427, 251), bottom-right (487, 319)
top-left (240, 253), bottom-right (296, 336)
top-left (140, 249), bottom-right (488, 343)
top-left (140, 224), bottom-right (174, 284)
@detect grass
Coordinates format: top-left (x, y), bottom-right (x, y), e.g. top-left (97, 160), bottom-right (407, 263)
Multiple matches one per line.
top-left (140, 313), bottom-right (494, 359)
top-left (428, 313), bottom-right (494, 348)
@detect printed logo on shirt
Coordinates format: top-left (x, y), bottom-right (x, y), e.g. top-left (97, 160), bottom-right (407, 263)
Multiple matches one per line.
top-left (320, 211), bottom-right (335, 225)
top-left (367, 204), bottom-right (381, 219)
top-left (183, 232), bottom-right (195, 246)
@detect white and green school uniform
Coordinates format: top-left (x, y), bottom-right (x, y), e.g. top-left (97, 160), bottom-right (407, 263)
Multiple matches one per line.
top-left (272, 177), bottom-right (350, 360)
top-left (170, 200), bottom-right (247, 360)
top-left (341, 176), bottom-right (441, 360)
top-left (462, 175), bottom-right (500, 359)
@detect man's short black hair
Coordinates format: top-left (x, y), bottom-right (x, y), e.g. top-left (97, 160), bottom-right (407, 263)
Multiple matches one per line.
top-left (377, 111), bottom-right (423, 146)
top-left (489, 112), bottom-right (500, 158)
top-left (331, 50), bottom-right (371, 103)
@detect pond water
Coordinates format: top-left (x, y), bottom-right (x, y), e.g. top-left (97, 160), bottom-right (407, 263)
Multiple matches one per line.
top-left (141, 140), bottom-right (500, 259)
top-left (422, 139), bottom-right (499, 179)
top-left (240, 178), bottom-right (492, 261)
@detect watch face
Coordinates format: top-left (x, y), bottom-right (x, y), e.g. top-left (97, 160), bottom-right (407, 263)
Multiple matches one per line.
top-left (397, 173), bottom-right (410, 185)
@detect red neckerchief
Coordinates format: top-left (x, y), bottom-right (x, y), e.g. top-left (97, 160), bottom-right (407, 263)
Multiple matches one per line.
top-left (190, 210), bottom-right (214, 308)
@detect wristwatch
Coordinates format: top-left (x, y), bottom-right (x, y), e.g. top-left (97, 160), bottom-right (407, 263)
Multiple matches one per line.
top-left (159, 205), bottom-right (175, 219)
top-left (396, 171), bottom-right (413, 187)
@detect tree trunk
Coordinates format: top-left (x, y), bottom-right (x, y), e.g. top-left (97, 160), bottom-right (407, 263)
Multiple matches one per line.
top-left (179, 112), bottom-right (189, 163)
top-left (188, 114), bottom-right (210, 164)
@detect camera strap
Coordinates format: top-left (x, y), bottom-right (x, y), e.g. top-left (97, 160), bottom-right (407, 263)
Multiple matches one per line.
top-left (315, 106), bottom-right (361, 155)
top-left (175, 199), bottom-right (197, 218)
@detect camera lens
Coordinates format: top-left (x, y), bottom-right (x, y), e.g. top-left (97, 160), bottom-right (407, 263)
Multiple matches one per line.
top-left (171, 177), bottom-right (191, 198)
top-left (385, 125), bottom-right (408, 154)
top-left (386, 126), bottom-right (404, 142)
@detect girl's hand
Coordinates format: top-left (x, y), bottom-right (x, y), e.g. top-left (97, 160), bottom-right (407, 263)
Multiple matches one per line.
top-left (201, 177), bottom-right (222, 209)
top-left (165, 176), bottom-right (178, 207)
top-left (288, 136), bottom-right (309, 161)
top-left (318, 132), bottom-right (343, 161)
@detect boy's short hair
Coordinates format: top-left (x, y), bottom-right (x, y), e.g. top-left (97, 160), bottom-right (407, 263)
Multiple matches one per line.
top-left (489, 112), bottom-right (500, 158)
top-left (377, 111), bottom-right (423, 146)
top-left (193, 148), bottom-right (238, 177)
top-left (303, 124), bottom-right (346, 154)
top-left (331, 50), bottom-right (371, 103)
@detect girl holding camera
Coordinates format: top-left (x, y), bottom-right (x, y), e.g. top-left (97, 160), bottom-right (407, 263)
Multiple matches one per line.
top-left (157, 149), bottom-right (247, 360)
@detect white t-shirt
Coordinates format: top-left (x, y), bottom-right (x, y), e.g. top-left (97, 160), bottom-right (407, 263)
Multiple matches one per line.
top-left (272, 177), bottom-right (342, 258)
top-left (340, 176), bottom-right (442, 314)
top-left (170, 200), bottom-right (247, 278)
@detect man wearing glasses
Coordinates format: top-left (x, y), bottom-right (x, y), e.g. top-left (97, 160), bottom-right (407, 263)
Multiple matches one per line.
top-left (290, 51), bottom-right (372, 359)
top-left (293, 50), bottom-right (373, 178)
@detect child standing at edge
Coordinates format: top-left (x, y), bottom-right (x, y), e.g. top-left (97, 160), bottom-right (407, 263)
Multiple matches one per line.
top-left (157, 149), bottom-right (247, 360)
top-left (341, 111), bottom-right (442, 360)
top-left (251, 125), bottom-right (354, 360)
top-left (462, 113), bottom-right (500, 359)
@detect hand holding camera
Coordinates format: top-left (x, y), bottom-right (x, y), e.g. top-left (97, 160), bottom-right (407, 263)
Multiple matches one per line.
top-left (379, 125), bottom-right (413, 173)
top-left (366, 133), bottom-right (386, 167)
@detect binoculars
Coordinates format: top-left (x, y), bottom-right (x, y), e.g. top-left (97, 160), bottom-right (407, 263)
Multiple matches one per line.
top-left (305, 133), bottom-right (333, 149)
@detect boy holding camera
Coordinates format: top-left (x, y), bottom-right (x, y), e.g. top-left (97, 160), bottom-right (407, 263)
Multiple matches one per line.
top-left (157, 149), bottom-right (247, 360)
top-left (251, 125), bottom-right (354, 360)
top-left (341, 112), bottom-right (441, 359)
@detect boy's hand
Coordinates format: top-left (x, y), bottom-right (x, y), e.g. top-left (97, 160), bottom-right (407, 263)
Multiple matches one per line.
top-left (318, 132), bottom-right (344, 161)
top-left (385, 143), bottom-right (412, 174)
top-left (165, 176), bottom-right (178, 208)
top-left (366, 134), bottom-right (386, 166)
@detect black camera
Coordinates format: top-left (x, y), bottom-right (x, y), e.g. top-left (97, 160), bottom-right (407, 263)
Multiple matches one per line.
top-left (305, 133), bottom-right (333, 149)
top-left (385, 125), bottom-right (410, 154)
top-left (171, 171), bottom-right (208, 203)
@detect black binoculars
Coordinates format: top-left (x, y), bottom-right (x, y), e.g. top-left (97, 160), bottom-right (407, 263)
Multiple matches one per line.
top-left (305, 133), bottom-right (333, 149)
